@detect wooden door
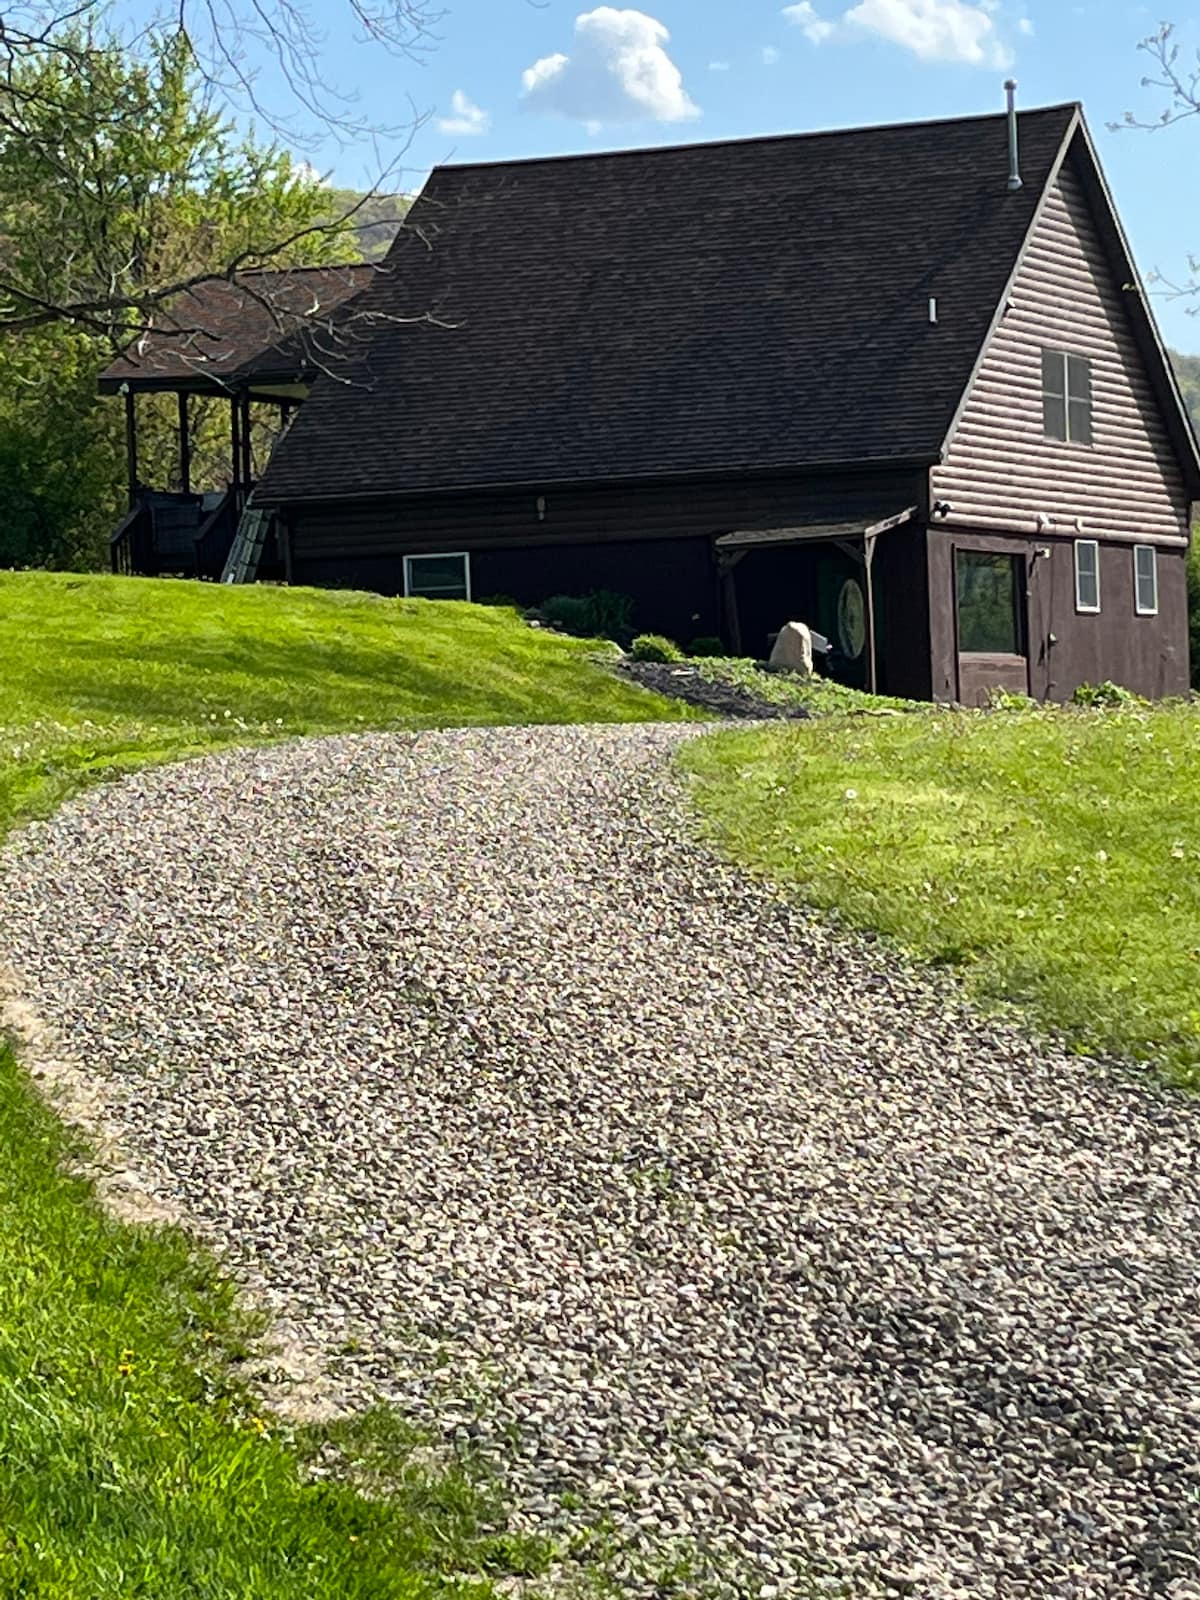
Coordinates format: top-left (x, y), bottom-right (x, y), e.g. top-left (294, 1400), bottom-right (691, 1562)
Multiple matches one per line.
top-left (954, 549), bottom-right (1030, 706)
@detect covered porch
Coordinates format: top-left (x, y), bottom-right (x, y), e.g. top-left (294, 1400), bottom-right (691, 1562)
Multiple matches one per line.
top-left (715, 507), bottom-right (923, 696)
top-left (98, 265), bottom-right (372, 582)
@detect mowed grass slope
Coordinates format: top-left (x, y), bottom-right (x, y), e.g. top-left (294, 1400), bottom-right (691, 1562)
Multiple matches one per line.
top-left (683, 704), bottom-right (1200, 1087)
top-left (0, 570), bottom-right (682, 831)
top-left (0, 569), bottom-right (676, 1597)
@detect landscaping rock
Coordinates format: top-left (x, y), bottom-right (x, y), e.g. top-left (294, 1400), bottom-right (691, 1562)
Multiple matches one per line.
top-left (767, 622), bottom-right (814, 676)
top-left (617, 661), bottom-right (810, 720)
top-left (3, 722), bottom-right (1200, 1599)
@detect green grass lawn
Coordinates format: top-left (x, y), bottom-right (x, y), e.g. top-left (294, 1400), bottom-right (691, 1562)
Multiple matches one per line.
top-left (682, 702), bottom-right (1200, 1088)
top-left (0, 570), bottom-right (680, 833)
top-left (0, 570), bottom-right (679, 1597)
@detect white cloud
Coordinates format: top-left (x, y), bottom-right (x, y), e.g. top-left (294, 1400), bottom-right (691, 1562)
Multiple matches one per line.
top-left (708, 58), bottom-right (732, 70)
top-left (783, 2), bottom-right (836, 42)
top-left (762, 44), bottom-right (782, 63)
top-left (438, 89), bottom-right (491, 135)
top-left (842, 0), bottom-right (1012, 66)
top-left (1017, 16), bottom-right (1035, 33)
top-left (521, 8), bottom-right (699, 125)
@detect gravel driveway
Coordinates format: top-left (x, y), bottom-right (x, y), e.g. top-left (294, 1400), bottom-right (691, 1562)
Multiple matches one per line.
top-left (3, 723), bottom-right (1200, 1599)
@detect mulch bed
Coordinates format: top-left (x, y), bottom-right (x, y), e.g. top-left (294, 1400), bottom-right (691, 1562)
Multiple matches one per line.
top-left (615, 661), bottom-right (810, 720)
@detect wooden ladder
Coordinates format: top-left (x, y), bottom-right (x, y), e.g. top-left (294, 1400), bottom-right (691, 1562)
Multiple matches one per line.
top-left (221, 504), bottom-right (270, 584)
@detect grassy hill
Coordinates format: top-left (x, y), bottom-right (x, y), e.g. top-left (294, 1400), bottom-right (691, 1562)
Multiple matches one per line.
top-left (0, 572), bottom-right (680, 833)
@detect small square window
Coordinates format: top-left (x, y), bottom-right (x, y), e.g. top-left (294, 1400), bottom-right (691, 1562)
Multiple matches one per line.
top-left (1042, 349), bottom-right (1092, 445)
top-left (1074, 539), bottom-right (1100, 614)
top-left (403, 552), bottom-right (471, 601)
top-left (1133, 544), bottom-right (1158, 616)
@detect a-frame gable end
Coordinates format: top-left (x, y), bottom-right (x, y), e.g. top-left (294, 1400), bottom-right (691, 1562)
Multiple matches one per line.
top-left (933, 124), bottom-right (1197, 547)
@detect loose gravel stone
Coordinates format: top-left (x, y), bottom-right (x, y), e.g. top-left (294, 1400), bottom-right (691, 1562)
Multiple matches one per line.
top-left (2, 722), bottom-right (1199, 1598)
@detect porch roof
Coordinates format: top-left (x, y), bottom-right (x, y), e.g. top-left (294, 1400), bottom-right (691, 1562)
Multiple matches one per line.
top-left (715, 506), bottom-right (918, 552)
top-left (97, 264), bottom-right (374, 396)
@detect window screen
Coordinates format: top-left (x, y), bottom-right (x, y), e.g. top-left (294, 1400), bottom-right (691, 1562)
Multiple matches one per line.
top-left (1074, 540), bottom-right (1100, 613)
top-left (403, 552), bottom-right (471, 600)
top-left (956, 551), bottom-right (1021, 654)
top-left (1042, 350), bottom-right (1093, 445)
top-left (1134, 544), bottom-right (1158, 616)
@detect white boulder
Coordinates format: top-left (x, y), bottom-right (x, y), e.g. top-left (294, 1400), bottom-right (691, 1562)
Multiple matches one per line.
top-left (768, 621), bottom-right (814, 676)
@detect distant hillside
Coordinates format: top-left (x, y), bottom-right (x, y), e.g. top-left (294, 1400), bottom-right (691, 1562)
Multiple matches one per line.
top-left (1171, 349), bottom-right (1200, 433)
top-left (324, 189), bottom-right (412, 262)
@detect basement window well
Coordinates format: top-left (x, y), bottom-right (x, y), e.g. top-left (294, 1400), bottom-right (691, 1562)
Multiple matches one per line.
top-left (403, 552), bottom-right (471, 601)
top-left (1042, 349), bottom-right (1093, 445)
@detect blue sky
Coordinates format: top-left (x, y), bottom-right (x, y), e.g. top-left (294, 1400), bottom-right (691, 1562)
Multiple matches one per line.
top-left (293, 0), bottom-right (1199, 351)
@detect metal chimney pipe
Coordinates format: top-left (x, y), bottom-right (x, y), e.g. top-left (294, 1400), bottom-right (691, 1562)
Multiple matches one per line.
top-left (1005, 79), bottom-right (1023, 191)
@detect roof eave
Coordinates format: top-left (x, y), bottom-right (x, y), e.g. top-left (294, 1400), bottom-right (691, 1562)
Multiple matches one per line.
top-left (257, 454), bottom-right (938, 509)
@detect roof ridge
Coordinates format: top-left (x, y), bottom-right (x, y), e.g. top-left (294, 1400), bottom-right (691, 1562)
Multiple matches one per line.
top-left (437, 102), bottom-right (1081, 176)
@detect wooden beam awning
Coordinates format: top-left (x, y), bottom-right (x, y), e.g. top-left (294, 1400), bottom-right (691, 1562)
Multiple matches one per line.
top-left (714, 505), bottom-right (918, 552)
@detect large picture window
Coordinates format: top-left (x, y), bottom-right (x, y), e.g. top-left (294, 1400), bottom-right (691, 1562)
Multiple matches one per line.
top-left (956, 551), bottom-right (1022, 654)
top-left (1042, 349), bottom-right (1093, 445)
top-left (403, 552), bottom-right (471, 601)
top-left (1074, 539), bottom-right (1101, 614)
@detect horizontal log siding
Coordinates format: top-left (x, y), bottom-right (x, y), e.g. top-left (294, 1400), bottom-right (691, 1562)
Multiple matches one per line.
top-left (932, 158), bottom-right (1190, 548)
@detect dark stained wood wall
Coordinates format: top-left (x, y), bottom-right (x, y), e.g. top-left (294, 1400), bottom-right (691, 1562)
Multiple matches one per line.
top-left (284, 467), bottom-right (924, 646)
top-left (927, 526), bottom-right (1189, 702)
top-left (931, 153), bottom-right (1191, 549)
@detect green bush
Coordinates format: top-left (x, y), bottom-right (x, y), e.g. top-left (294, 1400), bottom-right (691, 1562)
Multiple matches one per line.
top-left (540, 594), bottom-right (594, 635)
top-left (631, 633), bottom-right (684, 663)
top-left (1187, 536), bottom-right (1199, 690)
top-left (585, 589), bottom-right (634, 640)
top-left (538, 590), bottom-right (635, 641)
top-left (1072, 680), bottom-right (1146, 708)
top-left (688, 636), bottom-right (725, 657)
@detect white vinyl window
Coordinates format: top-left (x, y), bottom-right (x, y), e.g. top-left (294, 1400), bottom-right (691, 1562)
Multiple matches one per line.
top-left (1042, 349), bottom-right (1093, 445)
top-left (1074, 539), bottom-right (1101, 614)
top-left (1134, 544), bottom-right (1158, 616)
top-left (403, 552), bottom-right (471, 601)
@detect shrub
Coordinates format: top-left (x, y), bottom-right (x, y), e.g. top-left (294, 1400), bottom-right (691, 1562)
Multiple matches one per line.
top-left (630, 633), bottom-right (684, 663)
top-left (540, 594), bottom-right (594, 635)
top-left (987, 687), bottom-right (1036, 712)
top-left (585, 590), bottom-right (634, 641)
top-left (538, 591), bottom-right (635, 641)
top-left (688, 636), bottom-right (725, 657)
top-left (1072, 680), bottom-right (1146, 708)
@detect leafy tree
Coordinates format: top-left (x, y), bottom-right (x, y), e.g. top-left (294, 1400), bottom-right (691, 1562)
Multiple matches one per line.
top-left (0, 30), bottom-right (356, 569)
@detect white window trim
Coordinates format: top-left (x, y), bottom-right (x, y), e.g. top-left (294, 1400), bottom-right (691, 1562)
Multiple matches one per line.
top-left (1133, 544), bottom-right (1159, 617)
top-left (1074, 539), bottom-right (1101, 614)
top-left (403, 551), bottom-right (472, 601)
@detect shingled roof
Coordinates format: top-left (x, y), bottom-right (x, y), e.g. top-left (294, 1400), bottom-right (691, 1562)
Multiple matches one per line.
top-left (98, 263), bottom-right (375, 393)
top-left (257, 106), bottom-right (1084, 503)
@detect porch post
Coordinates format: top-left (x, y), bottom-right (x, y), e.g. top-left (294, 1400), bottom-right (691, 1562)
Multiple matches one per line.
top-left (863, 533), bottom-right (878, 695)
top-left (124, 388), bottom-right (139, 509)
top-left (240, 392), bottom-right (253, 493)
top-left (229, 394), bottom-right (242, 503)
top-left (178, 391), bottom-right (191, 496)
top-left (717, 550), bottom-right (744, 657)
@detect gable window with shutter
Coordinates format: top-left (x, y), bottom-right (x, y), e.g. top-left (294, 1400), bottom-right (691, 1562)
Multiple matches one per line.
top-left (1074, 539), bottom-right (1101, 614)
top-left (1042, 350), bottom-right (1093, 445)
top-left (1133, 544), bottom-right (1158, 616)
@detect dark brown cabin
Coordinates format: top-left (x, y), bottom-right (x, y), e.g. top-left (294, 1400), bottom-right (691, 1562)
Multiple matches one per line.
top-left (99, 264), bottom-right (373, 580)
top-left (111, 103), bottom-right (1200, 702)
